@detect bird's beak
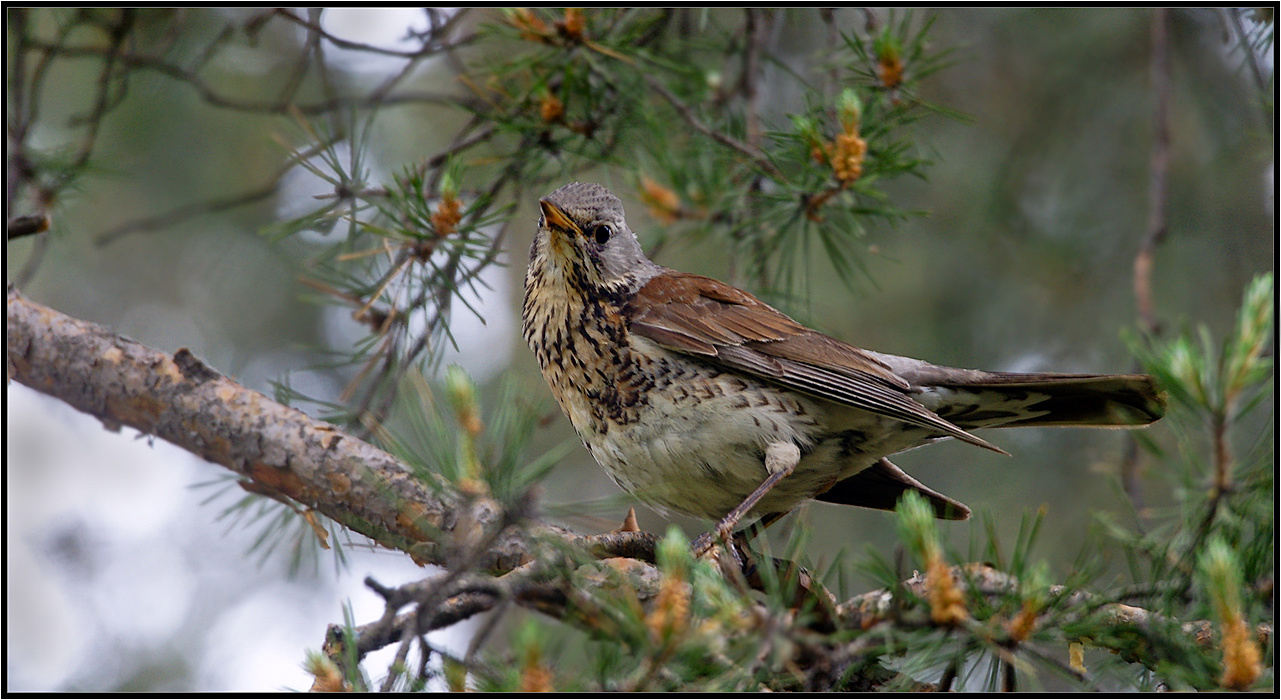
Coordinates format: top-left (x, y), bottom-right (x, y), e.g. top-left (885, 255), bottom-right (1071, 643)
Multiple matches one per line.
top-left (539, 199), bottom-right (581, 238)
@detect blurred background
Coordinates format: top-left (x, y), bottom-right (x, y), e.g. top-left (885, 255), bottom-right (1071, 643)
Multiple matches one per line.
top-left (6, 8), bottom-right (1273, 691)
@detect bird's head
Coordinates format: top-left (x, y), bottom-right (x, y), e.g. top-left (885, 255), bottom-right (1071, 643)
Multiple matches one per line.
top-left (531, 182), bottom-right (658, 294)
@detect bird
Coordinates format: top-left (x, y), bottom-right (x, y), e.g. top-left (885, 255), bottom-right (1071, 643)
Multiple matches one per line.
top-left (521, 182), bottom-right (1165, 550)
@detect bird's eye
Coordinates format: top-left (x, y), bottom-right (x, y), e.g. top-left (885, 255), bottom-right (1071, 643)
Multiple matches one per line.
top-left (591, 224), bottom-right (612, 245)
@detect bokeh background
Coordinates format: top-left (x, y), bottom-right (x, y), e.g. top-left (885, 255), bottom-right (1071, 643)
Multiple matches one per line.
top-left (6, 8), bottom-right (1273, 691)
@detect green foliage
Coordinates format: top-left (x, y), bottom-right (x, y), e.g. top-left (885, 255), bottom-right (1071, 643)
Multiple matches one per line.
top-left (385, 367), bottom-right (570, 511)
top-left (1091, 273), bottom-right (1275, 689)
top-left (895, 489), bottom-right (943, 563)
top-left (1132, 273), bottom-right (1273, 419)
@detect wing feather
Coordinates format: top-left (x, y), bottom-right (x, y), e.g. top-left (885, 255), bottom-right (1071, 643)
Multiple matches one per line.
top-left (628, 272), bottom-right (1005, 454)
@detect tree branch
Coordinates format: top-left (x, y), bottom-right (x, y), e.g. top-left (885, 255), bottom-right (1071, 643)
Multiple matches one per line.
top-left (4, 286), bottom-right (578, 573)
top-left (644, 73), bottom-right (784, 180)
top-left (838, 563), bottom-right (1272, 678)
top-left (1123, 7), bottom-right (1173, 514)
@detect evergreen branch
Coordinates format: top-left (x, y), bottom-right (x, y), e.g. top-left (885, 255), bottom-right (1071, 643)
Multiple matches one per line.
top-left (643, 73), bottom-right (784, 180)
top-left (838, 562), bottom-right (1273, 678)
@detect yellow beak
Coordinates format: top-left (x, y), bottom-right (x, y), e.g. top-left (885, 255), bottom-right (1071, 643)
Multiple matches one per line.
top-left (539, 199), bottom-right (582, 237)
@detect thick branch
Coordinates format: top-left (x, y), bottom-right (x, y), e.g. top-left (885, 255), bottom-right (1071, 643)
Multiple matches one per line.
top-left (4, 287), bottom-right (578, 573)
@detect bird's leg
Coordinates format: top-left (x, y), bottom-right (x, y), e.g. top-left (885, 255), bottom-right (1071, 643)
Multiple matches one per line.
top-left (692, 442), bottom-right (800, 557)
top-left (722, 512), bottom-right (788, 582)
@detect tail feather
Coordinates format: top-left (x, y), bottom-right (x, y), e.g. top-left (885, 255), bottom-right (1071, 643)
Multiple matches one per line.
top-left (821, 356), bottom-right (1167, 520)
top-left (916, 372), bottom-right (1166, 430)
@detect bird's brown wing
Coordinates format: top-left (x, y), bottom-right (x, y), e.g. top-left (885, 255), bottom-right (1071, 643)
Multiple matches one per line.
top-left (627, 272), bottom-right (1005, 453)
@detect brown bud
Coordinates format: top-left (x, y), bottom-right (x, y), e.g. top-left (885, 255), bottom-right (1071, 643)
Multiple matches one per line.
top-left (558, 8), bottom-right (585, 41)
top-left (430, 194), bottom-right (462, 237)
top-left (640, 176), bottom-right (681, 224)
top-left (540, 92), bottom-right (564, 123)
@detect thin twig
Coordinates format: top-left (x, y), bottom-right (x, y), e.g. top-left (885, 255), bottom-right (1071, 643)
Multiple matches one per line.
top-left (63, 11), bottom-right (134, 178)
top-left (644, 73), bottom-right (784, 180)
top-left (277, 9), bottom-right (322, 105)
top-left (1133, 7), bottom-right (1171, 337)
top-left (380, 607), bottom-right (420, 692)
top-left (93, 138), bottom-right (338, 245)
top-left (820, 9), bottom-right (841, 126)
top-left (1124, 7), bottom-right (1172, 513)
top-left (740, 9), bottom-right (767, 149)
top-left (21, 39), bottom-right (470, 116)
top-left (1223, 8), bottom-right (1271, 96)
top-left (271, 8), bottom-right (476, 59)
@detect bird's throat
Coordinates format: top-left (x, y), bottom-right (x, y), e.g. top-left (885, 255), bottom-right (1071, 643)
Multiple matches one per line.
top-left (522, 245), bottom-right (647, 437)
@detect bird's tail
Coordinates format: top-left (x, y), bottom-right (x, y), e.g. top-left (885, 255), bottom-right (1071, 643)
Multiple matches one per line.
top-left (913, 370), bottom-right (1166, 430)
